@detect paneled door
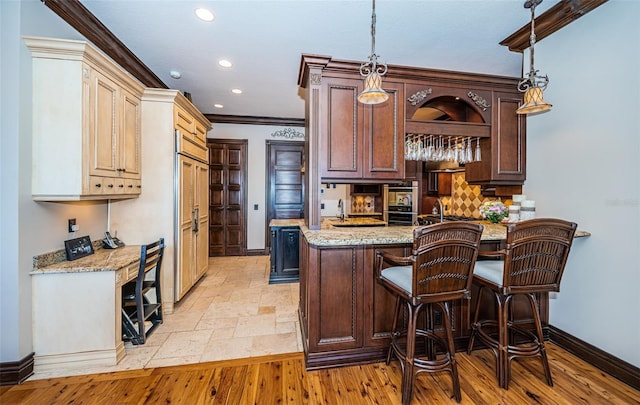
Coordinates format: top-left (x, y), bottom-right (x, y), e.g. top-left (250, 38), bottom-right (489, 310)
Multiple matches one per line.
top-left (266, 141), bottom-right (304, 248)
top-left (208, 139), bottom-right (247, 256)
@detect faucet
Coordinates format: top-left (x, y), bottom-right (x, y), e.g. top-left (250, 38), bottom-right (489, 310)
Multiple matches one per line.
top-left (338, 199), bottom-right (345, 222)
top-left (435, 198), bottom-right (444, 223)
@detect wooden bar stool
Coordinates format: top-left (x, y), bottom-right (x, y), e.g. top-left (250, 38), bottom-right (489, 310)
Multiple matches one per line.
top-left (467, 218), bottom-right (577, 389)
top-left (376, 222), bottom-right (483, 404)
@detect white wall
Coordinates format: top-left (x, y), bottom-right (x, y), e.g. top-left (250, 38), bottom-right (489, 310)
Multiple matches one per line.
top-left (208, 123), bottom-right (305, 251)
top-left (1, 0), bottom-right (109, 363)
top-left (524, 0), bottom-right (639, 366)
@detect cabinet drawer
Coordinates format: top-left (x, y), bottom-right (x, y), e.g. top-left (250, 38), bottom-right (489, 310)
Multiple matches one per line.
top-left (124, 179), bottom-right (142, 195)
top-left (178, 133), bottom-right (208, 162)
top-left (124, 262), bottom-right (140, 283)
top-left (175, 106), bottom-right (195, 134)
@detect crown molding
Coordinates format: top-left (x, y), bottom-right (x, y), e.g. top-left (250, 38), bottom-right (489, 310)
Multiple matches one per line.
top-left (205, 114), bottom-right (305, 127)
top-left (42, 0), bottom-right (167, 88)
top-left (500, 0), bottom-right (608, 53)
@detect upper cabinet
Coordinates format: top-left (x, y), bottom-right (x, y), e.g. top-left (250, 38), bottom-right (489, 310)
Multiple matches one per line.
top-left (464, 91), bottom-right (526, 188)
top-left (302, 61), bottom-right (405, 183)
top-left (320, 77), bottom-right (405, 181)
top-left (26, 37), bottom-right (144, 201)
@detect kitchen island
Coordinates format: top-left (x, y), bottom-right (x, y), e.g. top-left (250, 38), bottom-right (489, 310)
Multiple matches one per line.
top-left (298, 220), bottom-right (589, 370)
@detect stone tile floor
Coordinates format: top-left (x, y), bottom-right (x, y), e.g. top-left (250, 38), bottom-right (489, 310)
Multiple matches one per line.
top-left (29, 255), bottom-right (302, 380)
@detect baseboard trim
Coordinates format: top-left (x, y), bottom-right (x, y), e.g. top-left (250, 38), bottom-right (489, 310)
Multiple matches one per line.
top-left (0, 352), bottom-right (34, 386)
top-left (549, 325), bottom-right (640, 390)
top-left (246, 249), bottom-right (268, 256)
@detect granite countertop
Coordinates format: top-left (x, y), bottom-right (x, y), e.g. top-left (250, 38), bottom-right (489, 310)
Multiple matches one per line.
top-left (300, 221), bottom-right (510, 246)
top-left (31, 245), bottom-right (141, 275)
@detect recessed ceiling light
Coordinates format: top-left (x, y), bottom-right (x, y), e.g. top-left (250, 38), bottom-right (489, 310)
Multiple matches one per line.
top-left (214, 104), bottom-right (224, 109)
top-left (231, 88), bottom-right (243, 94)
top-left (218, 59), bottom-right (232, 68)
top-left (195, 8), bottom-right (214, 22)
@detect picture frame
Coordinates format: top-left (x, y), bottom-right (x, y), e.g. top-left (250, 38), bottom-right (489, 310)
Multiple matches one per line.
top-left (64, 235), bottom-right (95, 261)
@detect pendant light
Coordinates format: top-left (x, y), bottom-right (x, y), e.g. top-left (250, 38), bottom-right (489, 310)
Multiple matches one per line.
top-left (516, 0), bottom-right (552, 115)
top-left (357, 0), bottom-right (388, 105)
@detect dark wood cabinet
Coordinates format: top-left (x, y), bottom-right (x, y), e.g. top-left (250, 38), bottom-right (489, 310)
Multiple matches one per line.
top-left (269, 226), bottom-right (300, 284)
top-left (425, 171), bottom-right (453, 196)
top-left (320, 77), bottom-right (405, 182)
top-left (465, 91), bottom-right (526, 188)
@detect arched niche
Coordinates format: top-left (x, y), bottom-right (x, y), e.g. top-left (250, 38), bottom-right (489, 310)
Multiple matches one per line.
top-left (412, 96), bottom-right (486, 123)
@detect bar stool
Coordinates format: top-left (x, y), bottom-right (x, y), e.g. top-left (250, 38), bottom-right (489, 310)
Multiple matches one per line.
top-left (467, 218), bottom-right (577, 389)
top-left (376, 222), bottom-right (483, 404)
top-left (122, 238), bottom-right (165, 345)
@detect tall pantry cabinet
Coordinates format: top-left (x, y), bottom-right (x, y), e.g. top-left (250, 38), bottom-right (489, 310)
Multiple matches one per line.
top-left (110, 89), bottom-right (211, 312)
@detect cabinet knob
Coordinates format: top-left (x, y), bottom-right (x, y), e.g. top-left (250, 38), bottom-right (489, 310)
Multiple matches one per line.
top-left (118, 184), bottom-right (124, 188)
top-left (95, 183), bottom-right (102, 188)
top-left (128, 184), bottom-right (133, 188)
top-left (107, 184), bottom-right (114, 188)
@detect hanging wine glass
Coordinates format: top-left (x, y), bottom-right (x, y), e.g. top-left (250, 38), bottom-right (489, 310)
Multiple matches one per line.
top-left (458, 138), bottom-right (466, 164)
top-left (466, 137), bottom-right (473, 163)
top-left (475, 137), bottom-right (482, 162)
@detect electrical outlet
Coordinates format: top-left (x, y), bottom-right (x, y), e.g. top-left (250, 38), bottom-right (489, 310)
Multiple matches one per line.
top-left (68, 218), bottom-right (77, 232)
top-left (254, 204), bottom-right (259, 210)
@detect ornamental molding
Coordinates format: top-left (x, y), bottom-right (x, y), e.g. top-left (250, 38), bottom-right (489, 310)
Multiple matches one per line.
top-left (467, 91), bottom-right (491, 111)
top-left (407, 88), bottom-right (433, 106)
top-left (310, 73), bottom-right (322, 86)
top-left (271, 127), bottom-right (305, 139)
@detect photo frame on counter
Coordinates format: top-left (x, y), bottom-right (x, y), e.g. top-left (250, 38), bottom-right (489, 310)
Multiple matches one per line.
top-left (64, 235), bottom-right (94, 261)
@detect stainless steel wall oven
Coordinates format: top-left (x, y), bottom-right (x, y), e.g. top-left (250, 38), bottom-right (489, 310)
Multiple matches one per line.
top-left (383, 181), bottom-right (418, 226)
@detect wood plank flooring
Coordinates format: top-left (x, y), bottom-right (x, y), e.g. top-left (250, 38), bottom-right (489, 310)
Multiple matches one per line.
top-left (2, 344), bottom-right (638, 404)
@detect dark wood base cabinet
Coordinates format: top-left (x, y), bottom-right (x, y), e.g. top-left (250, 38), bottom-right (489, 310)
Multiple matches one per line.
top-left (269, 226), bottom-right (300, 284)
top-left (298, 235), bottom-right (548, 370)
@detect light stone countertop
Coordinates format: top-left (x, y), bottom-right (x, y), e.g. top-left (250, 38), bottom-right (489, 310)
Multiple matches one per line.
top-left (267, 219), bottom-right (589, 247)
top-left (31, 245), bottom-right (141, 275)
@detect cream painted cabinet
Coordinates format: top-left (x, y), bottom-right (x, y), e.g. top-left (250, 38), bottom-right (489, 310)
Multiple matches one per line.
top-left (176, 156), bottom-right (209, 299)
top-left (25, 36), bottom-right (143, 201)
top-left (109, 89), bottom-right (210, 312)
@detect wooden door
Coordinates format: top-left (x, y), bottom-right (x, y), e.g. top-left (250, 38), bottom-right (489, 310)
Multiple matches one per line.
top-left (266, 141), bottom-right (304, 247)
top-left (208, 139), bottom-right (247, 256)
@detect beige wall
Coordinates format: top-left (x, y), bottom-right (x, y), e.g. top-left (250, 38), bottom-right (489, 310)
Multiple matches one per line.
top-left (1, 0), bottom-right (109, 362)
top-left (524, 0), bottom-right (639, 367)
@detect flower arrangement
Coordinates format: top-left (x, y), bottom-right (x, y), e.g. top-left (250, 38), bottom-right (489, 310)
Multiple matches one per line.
top-left (479, 200), bottom-right (508, 224)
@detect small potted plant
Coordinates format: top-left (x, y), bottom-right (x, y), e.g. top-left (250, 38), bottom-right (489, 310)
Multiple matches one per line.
top-left (479, 200), bottom-right (508, 224)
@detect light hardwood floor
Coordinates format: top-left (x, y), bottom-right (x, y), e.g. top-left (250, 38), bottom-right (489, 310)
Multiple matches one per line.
top-left (2, 344), bottom-right (639, 404)
top-left (4, 256), bottom-right (639, 404)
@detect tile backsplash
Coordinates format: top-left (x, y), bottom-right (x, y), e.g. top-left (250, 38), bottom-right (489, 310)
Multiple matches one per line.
top-left (450, 172), bottom-right (511, 217)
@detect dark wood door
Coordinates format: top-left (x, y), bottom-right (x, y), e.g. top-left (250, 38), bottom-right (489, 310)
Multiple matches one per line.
top-left (266, 141), bottom-right (304, 247)
top-left (208, 139), bottom-right (247, 256)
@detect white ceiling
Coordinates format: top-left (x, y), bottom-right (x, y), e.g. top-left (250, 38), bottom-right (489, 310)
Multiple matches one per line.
top-left (79, 0), bottom-right (554, 120)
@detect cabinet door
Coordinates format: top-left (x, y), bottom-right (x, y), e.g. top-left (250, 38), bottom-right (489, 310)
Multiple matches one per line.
top-left (465, 91), bottom-right (526, 185)
top-left (89, 69), bottom-right (119, 178)
top-left (120, 89), bottom-right (141, 180)
top-left (363, 245), bottom-right (410, 348)
top-left (308, 246), bottom-right (363, 352)
top-left (280, 228), bottom-right (300, 278)
top-left (363, 80), bottom-right (405, 180)
top-left (321, 77), bottom-right (364, 179)
top-left (194, 161), bottom-right (210, 280)
top-left (176, 156), bottom-right (195, 300)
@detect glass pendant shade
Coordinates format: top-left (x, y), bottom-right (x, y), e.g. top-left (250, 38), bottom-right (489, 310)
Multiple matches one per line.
top-left (516, 86), bottom-right (552, 115)
top-left (358, 72), bottom-right (389, 104)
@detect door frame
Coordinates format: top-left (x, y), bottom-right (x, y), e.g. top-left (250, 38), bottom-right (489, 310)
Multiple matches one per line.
top-left (265, 140), bottom-right (305, 250)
